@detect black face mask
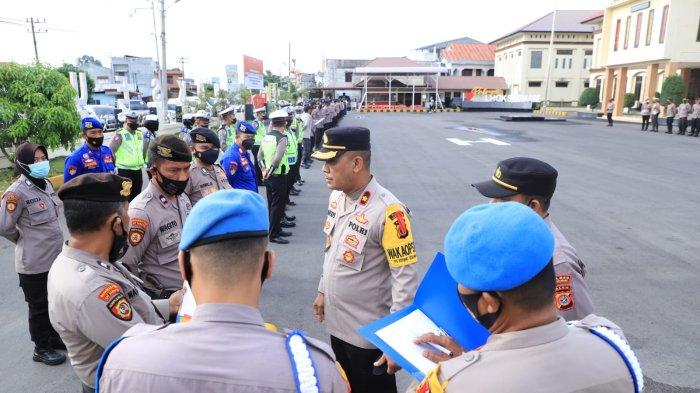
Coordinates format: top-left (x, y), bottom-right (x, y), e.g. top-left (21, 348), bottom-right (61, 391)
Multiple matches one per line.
top-left (155, 169), bottom-right (188, 196)
top-left (458, 289), bottom-right (502, 330)
top-left (241, 139), bottom-right (255, 150)
top-left (126, 122), bottom-right (139, 131)
top-left (109, 217), bottom-right (129, 262)
top-left (87, 136), bottom-right (104, 148)
top-left (183, 249), bottom-right (270, 286)
top-left (196, 149), bottom-right (219, 165)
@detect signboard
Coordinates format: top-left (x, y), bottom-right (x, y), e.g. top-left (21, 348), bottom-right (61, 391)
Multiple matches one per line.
top-left (243, 55), bottom-right (264, 90)
top-left (226, 64), bottom-right (239, 91)
top-left (251, 92), bottom-right (267, 110)
top-left (465, 87), bottom-right (540, 103)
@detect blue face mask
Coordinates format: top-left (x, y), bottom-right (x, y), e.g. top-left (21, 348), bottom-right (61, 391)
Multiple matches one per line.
top-left (28, 161), bottom-right (50, 179)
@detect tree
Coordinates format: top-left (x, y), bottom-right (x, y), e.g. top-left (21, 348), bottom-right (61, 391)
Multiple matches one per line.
top-left (56, 63), bottom-right (95, 103)
top-left (233, 88), bottom-right (252, 105)
top-left (0, 63), bottom-right (81, 162)
top-left (660, 75), bottom-right (687, 105)
top-left (264, 70), bottom-right (281, 87)
top-left (623, 93), bottom-right (636, 109)
top-left (579, 88), bottom-right (600, 108)
top-left (76, 55), bottom-right (102, 67)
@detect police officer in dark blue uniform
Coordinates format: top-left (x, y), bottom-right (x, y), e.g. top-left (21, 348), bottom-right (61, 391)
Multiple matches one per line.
top-left (220, 121), bottom-right (258, 193)
top-left (64, 117), bottom-right (116, 183)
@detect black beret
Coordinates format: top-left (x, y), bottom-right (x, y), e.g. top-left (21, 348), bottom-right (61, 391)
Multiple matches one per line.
top-left (311, 126), bottom-right (370, 161)
top-left (189, 127), bottom-right (220, 148)
top-left (471, 157), bottom-right (558, 199)
top-left (149, 134), bottom-right (192, 162)
top-left (58, 173), bottom-right (132, 202)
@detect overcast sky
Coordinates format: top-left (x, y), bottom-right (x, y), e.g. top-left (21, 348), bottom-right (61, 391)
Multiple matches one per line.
top-left (0, 0), bottom-right (609, 85)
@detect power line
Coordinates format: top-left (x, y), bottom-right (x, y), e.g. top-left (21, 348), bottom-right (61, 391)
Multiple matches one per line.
top-left (26, 18), bottom-right (47, 63)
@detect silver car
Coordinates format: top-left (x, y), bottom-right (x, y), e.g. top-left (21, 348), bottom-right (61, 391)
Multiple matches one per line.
top-left (87, 105), bottom-right (118, 131)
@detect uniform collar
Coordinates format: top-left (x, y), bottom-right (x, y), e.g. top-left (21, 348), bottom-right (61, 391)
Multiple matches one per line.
top-left (147, 181), bottom-right (175, 207)
top-left (192, 303), bottom-right (265, 326)
top-left (61, 243), bottom-right (113, 271)
top-left (481, 318), bottom-right (568, 351)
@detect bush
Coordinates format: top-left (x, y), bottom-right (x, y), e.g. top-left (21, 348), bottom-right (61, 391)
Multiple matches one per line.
top-left (579, 88), bottom-right (600, 107)
top-left (660, 75), bottom-right (686, 105)
top-left (623, 93), bottom-right (636, 108)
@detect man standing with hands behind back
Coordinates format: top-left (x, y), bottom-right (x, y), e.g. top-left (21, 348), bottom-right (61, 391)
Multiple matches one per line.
top-left (311, 126), bottom-right (419, 393)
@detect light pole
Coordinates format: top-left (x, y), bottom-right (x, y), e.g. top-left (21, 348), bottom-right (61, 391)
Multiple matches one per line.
top-left (160, 0), bottom-right (167, 123)
top-left (543, 0), bottom-right (557, 110)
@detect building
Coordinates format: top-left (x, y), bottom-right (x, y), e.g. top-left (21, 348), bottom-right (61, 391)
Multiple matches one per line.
top-left (491, 10), bottom-right (599, 105)
top-left (411, 36), bottom-right (483, 61)
top-left (321, 59), bottom-right (371, 99)
top-left (110, 55), bottom-right (157, 100)
top-left (587, 0), bottom-right (700, 115)
top-left (442, 43), bottom-right (496, 76)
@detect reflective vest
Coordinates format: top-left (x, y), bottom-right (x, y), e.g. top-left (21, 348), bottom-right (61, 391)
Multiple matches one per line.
top-left (284, 129), bottom-right (298, 165)
top-left (254, 120), bottom-right (267, 146)
top-left (293, 117), bottom-right (304, 142)
top-left (261, 130), bottom-right (289, 175)
top-left (225, 126), bottom-right (236, 150)
top-left (114, 128), bottom-right (145, 170)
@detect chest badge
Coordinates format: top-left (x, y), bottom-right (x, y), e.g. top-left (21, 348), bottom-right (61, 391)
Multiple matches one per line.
top-left (342, 250), bottom-right (355, 264)
top-left (359, 191), bottom-right (371, 206)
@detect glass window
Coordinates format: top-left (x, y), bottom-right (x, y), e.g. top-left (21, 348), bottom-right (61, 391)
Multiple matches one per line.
top-left (585, 49), bottom-right (593, 55)
top-left (646, 9), bottom-right (654, 46)
top-left (634, 12), bottom-right (642, 48)
top-left (556, 49), bottom-right (573, 55)
top-left (624, 16), bottom-right (631, 49)
top-left (697, 16), bottom-right (700, 41)
top-left (568, 58), bottom-right (573, 69)
top-left (555, 81), bottom-right (569, 88)
top-left (583, 58), bottom-right (588, 69)
top-left (528, 81), bottom-right (542, 87)
top-left (530, 51), bottom-right (542, 69)
top-left (555, 58), bottom-right (559, 68)
top-left (584, 81), bottom-right (590, 88)
top-left (660, 5), bottom-right (669, 43)
top-left (614, 19), bottom-right (621, 51)
top-left (345, 72), bottom-right (352, 82)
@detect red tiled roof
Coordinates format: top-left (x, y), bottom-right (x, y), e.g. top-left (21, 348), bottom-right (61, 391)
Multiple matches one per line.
top-left (363, 57), bottom-right (420, 68)
top-left (580, 10), bottom-right (604, 24)
top-left (442, 44), bottom-right (496, 62)
top-left (431, 76), bottom-right (507, 90)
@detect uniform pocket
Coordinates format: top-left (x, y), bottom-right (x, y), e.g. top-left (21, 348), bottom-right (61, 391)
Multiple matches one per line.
top-left (335, 249), bottom-right (365, 271)
top-left (27, 201), bottom-right (53, 226)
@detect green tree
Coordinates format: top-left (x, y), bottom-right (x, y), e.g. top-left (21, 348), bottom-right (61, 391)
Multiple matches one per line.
top-left (623, 93), bottom-right (636, 109)
top-left (233, 88), bottom-right (252, 105)
top-left (0, 63), bottom-right (81, 162)
top-left (579, 88), bottom-right (600, 108)
top-left (76, 55), bottom-right (102, 67)
top-left (264, 70), bottom-right (281, 87)
top-left (660, 75), bottom-right (687, 105)
top-left (56, 63), bottom-right (95, 103)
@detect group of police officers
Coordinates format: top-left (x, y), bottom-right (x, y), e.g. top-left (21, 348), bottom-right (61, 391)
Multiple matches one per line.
top-left (0, 96), bottom-right (643, 392)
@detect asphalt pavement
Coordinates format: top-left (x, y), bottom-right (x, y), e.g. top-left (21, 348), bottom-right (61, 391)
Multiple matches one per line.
top-left (0, 112), bottom-right (698, 392)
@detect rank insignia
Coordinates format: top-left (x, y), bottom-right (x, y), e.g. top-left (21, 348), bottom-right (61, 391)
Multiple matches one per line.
top-left (344, 234), bottom-right (359, 249)
top-left (330, 201), bottom-right (337, 209)
top-left (355, 213), bottom-right (368, 224)
top-left (4, 192), bottom-right (19, 213)
top-left (68, 166), bottom-right (77, 176)
top-left (120, 181), bottom-right (132, 197)
top-left (342, 250), bottom-right (355, 264)
top-left (359, 191), bottom-right (371, 206)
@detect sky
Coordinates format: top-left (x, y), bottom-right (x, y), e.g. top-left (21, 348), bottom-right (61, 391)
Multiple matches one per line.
top-left (0, 0), bottom-right (609, 86)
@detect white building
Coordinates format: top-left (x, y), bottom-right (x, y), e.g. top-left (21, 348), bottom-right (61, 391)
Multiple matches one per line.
top-left (322, 59), bottom-right (370, 99)
top-left (110, 55), bottom-right (157, 100)
top-left (441, 43), bottom-right (496, 77)
top-left (491, 10), bottom-right (600, 105)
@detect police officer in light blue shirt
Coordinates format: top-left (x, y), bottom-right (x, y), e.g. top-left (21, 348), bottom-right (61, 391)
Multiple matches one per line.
top-left (64, 117), bottom-right (116, 183)
top-left (219, 121), bottom-right (258, 193)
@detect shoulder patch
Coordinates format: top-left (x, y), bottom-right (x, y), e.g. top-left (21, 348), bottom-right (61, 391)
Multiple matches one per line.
top-left (229, 160), bottom-right (238, 175)
top-left (4, 192), bottom-right (20, 213)
top-left (107, 293), bottom-right (133, 321)
top-left (382, 203), bottom-right (417, 268)
top-left (129, 217), bottom-right (149, 247)
top-left (555, 274), bottom-right (574, 310)
top-left (97, 283), bottom-right (122, 302)
top-left (68, 165), bottom-right (78, 176)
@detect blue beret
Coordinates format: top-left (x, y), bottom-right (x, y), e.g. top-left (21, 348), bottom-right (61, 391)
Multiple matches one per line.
top-left (179, 189), bottom-right (269, 250)
top-left (81, 117), bottom-right (103, 131)
top-left (236, 121), bottom-right (256, 135)
top-left (444, 202), bottom-right (554, 292)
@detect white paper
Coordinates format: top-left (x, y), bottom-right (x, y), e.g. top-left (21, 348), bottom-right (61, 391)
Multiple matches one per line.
top-left (176, 281), bottom-right (196, 323)
top-left (374, 309), bottom-right (443, 375)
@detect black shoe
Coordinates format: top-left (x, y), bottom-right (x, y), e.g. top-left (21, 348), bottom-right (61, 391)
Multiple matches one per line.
top-left (270, 236), bottom-right (290, 244)
top-left (292, 186), bottom-right (301, 193)
top-left (287, 201), bottom-right (296, 206)
top-left (666, 131), bottom-right (672, 134)
top-left (281, 220), bottom-right (296, 228)
top-left (49, 337), bottom-right (66, 351)
top-left (285, 215), bottom-right (296, 221)
top-left (33, 348), bottom-right (66, 366)
top-left (290, 190), bottom-right (300, 196)
top-left (279, 230), bottom-right (292, 237)
top-left (297, 180), bottom-right (305, 185)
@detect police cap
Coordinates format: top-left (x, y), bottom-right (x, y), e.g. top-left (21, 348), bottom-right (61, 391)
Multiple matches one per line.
top-left (236, 121), bottom-right (256, 135)
top-left (471, 157), bottom-right (558, 199)
top-left (149, 134), bottom-right (192, 162)
top-left (189, 127), bottom-right (220, 148)
top-left (81, 117), bottom-right (103, 131)
top-left (58, 173), bottom-right (132, 202)
top-left (269, 109), bottom-right (288, 120)
top-left (311, 126), bottom-right (370, 161)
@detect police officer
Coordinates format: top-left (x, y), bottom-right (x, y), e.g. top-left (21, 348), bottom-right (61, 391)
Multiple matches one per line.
top-left (121, 135), bottom-right (193, 298)
top-left (194, 110), bottom-right (211, 129)
top-left (142, 114), bottom-right (159, 172)
top-left (109, 111), bottom-right (146, 202)
top-left (311, 127), bottom-right (419, 393)
top-left (184, 128), bottom-right (230, 205)
top-left (471, 157), bottom-right (594, 321)
top-left (293, 106), bottom-right (306, 184)
top-left (0, 142), bottom-right (65, 365)
top-left (258, 110), bottom-right (292, 244)
top-left (252, 107), bottom-right (268, 185)
top-left (217, 105), bottom-right (236, 152)
top-left (220, 121), bottom-right (258, 192)
top-left (47, 173), bottom-right (180, 393)
top-left (179, 113), bottom-right (194, 144)
top-left (411, 202), bottom-right (641, 393)
top-left (96, 190), bottom-right (349, 392)
top-left (64, 117), bottom-right (116, 182)
top-left (285, 107), bottom-right (302, 200)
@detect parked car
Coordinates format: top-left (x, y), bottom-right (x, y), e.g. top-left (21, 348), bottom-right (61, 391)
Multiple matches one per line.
top-left (116, 99), bottom-right (150, 123)
top-left (87, 105), bottom-right (118, 131)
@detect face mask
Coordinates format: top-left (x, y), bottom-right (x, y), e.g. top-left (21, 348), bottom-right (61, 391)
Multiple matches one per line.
top-left (241, 139), bottom-right (255, 150)
top-left (126, 122), bottom-right (138, 130)
top-left (87, 136), bottom-right (104, 148)
top-left (196, 149), bottom-right (220, 165)
top-left (27, 161), bottom-right (50, 179)
top-left (155, 169), bottom-right (188, 196)
top-left (458, 289), bottom-right (502, 330)
top-left (109, 216), bottom-right (129, 262)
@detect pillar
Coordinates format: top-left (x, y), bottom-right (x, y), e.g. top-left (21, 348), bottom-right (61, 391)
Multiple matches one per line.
top-left (643, 63), bottom-right (659, 100)
top-left (681, 68), bottom-right (691, 93)
top-left (613, 66), bottom-right (628, 116)
top-left (664, 62), bottom-right (678, 77)
top-left (602, 67), bottom-right (615, 107)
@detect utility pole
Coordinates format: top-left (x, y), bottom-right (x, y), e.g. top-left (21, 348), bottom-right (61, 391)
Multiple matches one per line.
top-left (26, 18), bottom-right (46, 63)
top-left (178, 56), bottom-right (189, 78)
top-left (160, 0), bottom-right (168, 123)
top-left (543, 0), bottom-right (557, 109)
top-left (288, 42), bottom-right (291, 91)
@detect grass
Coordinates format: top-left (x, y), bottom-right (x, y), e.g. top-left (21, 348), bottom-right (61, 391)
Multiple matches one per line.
top-left (0, 156), bottom-right (66, 192)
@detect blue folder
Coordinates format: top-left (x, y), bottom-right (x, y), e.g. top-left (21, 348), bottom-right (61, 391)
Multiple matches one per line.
top-left (358, 252), bottom-right (490, 380)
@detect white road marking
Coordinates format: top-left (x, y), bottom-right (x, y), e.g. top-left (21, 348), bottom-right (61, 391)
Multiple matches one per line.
top-left (446, 137), bottom-right (511, 146)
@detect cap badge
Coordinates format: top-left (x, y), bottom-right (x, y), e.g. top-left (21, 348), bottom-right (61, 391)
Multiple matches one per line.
top-left (494, 167), bottom-right (502, 179)
top-left (120, 181), bottom-right (132, 197)
top-left (195, 134), bottom-right (206, 142)
top-left (239, 125), bottom-right (246, 132)
top-left (323, 134), bottom-right (329, 144)
top-left (157, 145), bottom-right (173, 158)
top-left (85, 121), bottom-right (93, 128)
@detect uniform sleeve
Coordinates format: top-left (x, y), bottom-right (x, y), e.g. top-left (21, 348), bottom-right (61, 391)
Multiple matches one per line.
top-left (120, 209), bottom-right (152, 273)
top-left (218, 129), bottom-right (228, 152)
top-left (152, 299), bottom-right (170, 319)
top-left (257, 146), bottom-right (266, 171)
top-left (381, 204), bottom-right (419, 313)
top-left (109, 133), bottom-right (122, 154)
top-left (270, 136), bottom-right (288, 168)
top-left (63, 154), bottom-right (80, 183)
top-left (220, 154), bottom-right (236, 188)
top-left (77, 283), bottom-right (147, 348)
top-left (554, 262), bottom-right (595, 321)
top-left (0, 190), bottom-right (23, 243)
top-left (142, 134), bottom-right (151, 161)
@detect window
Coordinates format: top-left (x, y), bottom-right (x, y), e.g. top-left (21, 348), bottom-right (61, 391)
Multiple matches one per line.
top-left (634, 12), bottom-right (642, 47)
top-left (555, 58), bottom-right (559, 68)
top-left (584, 81), bottom-right (590, 88)
top-left (646, 9), bottom-right (654, 46)
top-left (624, 16), bottom-right (631, 49)
top-left (530, 51), bottom-right (542, 68)
top-left (583, 58), bottom-right (588, 69)
top-left (614, 19), bottom-right (621, 50)
top-left (556, 49), bottom-right (573, 55)
top-left (697, 16), bottom-right (700, 41)
top-left (660, 5), bottom-right (668, 43)
top-left (167, 76), bottom-right (173, 84)
top-left (568, 58), bottom-right (573, 69)
top-left (476, 69), bottom-right (483, 76)
top-left (518, 50), bottom-right (522, 56)
top-left (345, 72), bottom-right (352, 82)
top-left (585, 49), bottom-right (593, 55)
top-left (528, 81), bottom-right (542, 87)
top-left (555, 81), bottom-right (569, 88)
